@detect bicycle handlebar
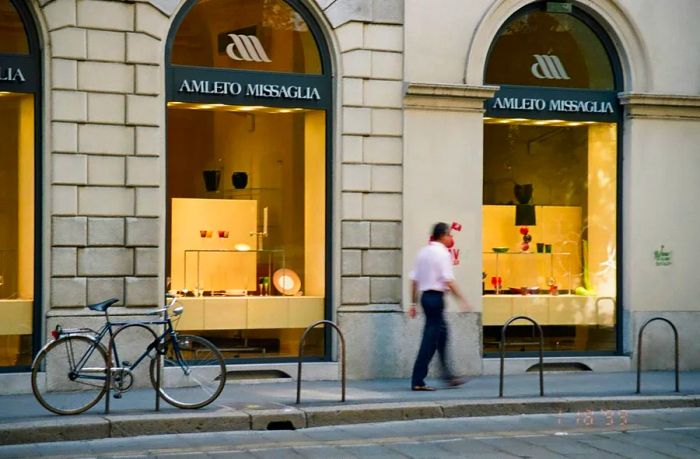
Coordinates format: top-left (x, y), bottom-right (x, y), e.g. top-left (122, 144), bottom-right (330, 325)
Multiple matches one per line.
top-left (144, 295), bottom-right (181, 317)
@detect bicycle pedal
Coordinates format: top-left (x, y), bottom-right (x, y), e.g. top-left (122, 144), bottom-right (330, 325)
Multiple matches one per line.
top-left (113, 393), bottom-right (122, 399)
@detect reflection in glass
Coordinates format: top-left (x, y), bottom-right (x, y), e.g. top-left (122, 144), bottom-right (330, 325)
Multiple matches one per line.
top-left (0, 92), bottom-right (34, 366)
top-left (171, 0), bottom-right (322, 74)
top-left (486, 10), bottom-right (615, 90)
top-left (0, 0), bottom-right (29, 54)
top-left (482, 121), bottom-right (617, 352)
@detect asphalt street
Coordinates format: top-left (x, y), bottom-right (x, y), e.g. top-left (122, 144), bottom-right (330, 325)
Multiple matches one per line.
top-left (2, 407), bottom-right (700, 458)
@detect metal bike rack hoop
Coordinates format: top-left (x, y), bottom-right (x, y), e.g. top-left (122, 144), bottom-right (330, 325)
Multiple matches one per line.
top-left (499, 315), bottom-right (544, 398)
top-left (636, 317), bottom-right (680, 394)
top-left (296, 320), bottom-right (346, 404)
top-left (104, 323), bottom-right (161, 414)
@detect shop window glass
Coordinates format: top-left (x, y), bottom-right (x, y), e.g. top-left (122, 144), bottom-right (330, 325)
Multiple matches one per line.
top-left (167, 0), bottom-right (329, 361)
top-left (0, 92), bottom-right (34, 366)
top-left (485, 10), bottom-right (614, 90)
top-left (0, 0), bottom-right (29, 54)
top-left (166, 104), bottom-right (326, 359)
top-left (482, 120), bottom-right (617, 352)
top-left (172, 0), bottom-right (322, 74)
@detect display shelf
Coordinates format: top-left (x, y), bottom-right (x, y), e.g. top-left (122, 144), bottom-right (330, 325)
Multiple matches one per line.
top-left (183, 248), bottom-right (286, 295)
top-left (221, 187), bottom-right (280, 199)
top-left (483, 251), bottom-right (572, 295)
top-left (175, 296), bottom-right (325, 331)
top-left (482, 294), bottom-right (615, 326)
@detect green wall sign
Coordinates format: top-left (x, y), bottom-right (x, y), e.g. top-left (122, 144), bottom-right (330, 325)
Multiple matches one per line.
top-left (654, 245), bottom-right (672, 266)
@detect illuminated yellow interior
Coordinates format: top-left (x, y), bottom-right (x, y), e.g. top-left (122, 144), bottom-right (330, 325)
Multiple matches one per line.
top-left (0, 92), bottom-right (34, 366)
top-left (482, 119), bottom-right (617, 351)
top-left (167, 102), bottom-right (325, 358)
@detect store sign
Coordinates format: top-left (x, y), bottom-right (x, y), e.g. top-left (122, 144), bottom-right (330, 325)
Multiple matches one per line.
top-left (0, 55), bottom-right (36, 91)
top-left (486, 85), bottom-right (619, 121)
top-left (0, 66), bottom-right (26, 83)
top-left (492, 96), bottom-right (614, 114)
top-left (171, 65), bottom-right (329, 108)
top-left (178, 79), bottom-right (321, 101)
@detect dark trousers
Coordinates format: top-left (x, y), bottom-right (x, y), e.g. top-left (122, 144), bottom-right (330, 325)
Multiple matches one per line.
top-left (411, 290), bottom-right (454, 387)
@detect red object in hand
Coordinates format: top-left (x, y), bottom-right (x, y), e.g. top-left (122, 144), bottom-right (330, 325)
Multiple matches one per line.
top-left (519, 226), bottom-right (529, 235)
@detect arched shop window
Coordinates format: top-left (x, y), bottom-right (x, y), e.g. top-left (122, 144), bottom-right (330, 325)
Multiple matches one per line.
top-left (166, 0), bottom-right (332, 362)
top-left (481, 2), bottom-right (622, 355)
top-left (0, 0), bottom-right (42, 370)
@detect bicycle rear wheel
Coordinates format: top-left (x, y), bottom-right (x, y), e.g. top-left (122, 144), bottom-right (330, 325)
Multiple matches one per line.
top-left (150, 334), bottom-right (226, 409)
top-left (31, 335), bottom-right (109, 415)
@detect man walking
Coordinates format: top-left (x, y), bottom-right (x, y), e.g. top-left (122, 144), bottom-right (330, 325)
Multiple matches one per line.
top-left (408, 222), bottom-right (470, 391)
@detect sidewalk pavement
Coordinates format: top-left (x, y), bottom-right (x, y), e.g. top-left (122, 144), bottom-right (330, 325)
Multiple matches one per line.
top-left (2, 371), bottom-right (700, 445)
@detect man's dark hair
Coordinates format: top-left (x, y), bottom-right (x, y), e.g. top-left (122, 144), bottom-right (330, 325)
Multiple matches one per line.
top-left (431, 222), bottom-right (449, 240)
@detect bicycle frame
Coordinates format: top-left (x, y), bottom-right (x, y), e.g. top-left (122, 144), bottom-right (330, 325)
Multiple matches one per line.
top-left (53, 308), bottom-right (190, 386)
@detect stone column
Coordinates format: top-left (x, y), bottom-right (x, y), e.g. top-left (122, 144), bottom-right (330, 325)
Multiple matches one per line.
top-left (618, 93), bottom-right (700, 370)
top-left (402, 83), bottom-right (498, 377)
top-left (321, 0), bottom-right (406, 378)
top-left (42, 0), bottom-right (169, 322)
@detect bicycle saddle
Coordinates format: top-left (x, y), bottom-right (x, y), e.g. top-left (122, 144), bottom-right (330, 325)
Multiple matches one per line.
top-left (87, 298), bottom-right (119, 312)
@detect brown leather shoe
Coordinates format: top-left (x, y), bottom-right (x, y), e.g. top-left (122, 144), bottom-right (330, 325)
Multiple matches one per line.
top-left (412, 385), bottom-right (436, 391)
top-left (445, 377), bottom-right (465, 388)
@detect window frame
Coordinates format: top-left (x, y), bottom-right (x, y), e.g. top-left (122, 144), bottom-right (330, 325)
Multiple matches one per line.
top-left (0, 0), bottom-right (43, 373)
top-left (481, 2), bottom-right (625, 357)
top-left (164, 0), bottom-right (334, 364)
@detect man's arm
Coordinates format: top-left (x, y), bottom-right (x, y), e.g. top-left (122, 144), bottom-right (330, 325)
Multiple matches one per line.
top-left (408, 279), bottom-right (418, 318)
top-left (446, 279), bottom-right (471, 312)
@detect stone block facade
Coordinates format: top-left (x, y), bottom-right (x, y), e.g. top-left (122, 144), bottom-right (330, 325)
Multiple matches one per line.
top-left (30, 0), bottom-right (406, 378)
top-left (331, 5), bottom-right (405, 328)
top-left (37, 0), bottom-right (404, 323)
top-left (40, 0), bottom-right (164, 310)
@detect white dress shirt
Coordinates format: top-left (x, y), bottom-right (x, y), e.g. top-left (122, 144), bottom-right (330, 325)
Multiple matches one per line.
top-left (410, 241), bottom-right (455, 292)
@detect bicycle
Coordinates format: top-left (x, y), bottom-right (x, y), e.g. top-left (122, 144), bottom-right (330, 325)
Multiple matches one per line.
top-left (31, 295), bottom-right (226, 415)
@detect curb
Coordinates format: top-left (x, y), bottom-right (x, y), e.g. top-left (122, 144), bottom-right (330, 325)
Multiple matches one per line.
top-left (2, 395), bottom-right (699, 446)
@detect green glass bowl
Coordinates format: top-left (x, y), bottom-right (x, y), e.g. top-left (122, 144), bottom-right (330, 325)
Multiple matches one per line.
top-left (492, 247), bottom-right (509, 253)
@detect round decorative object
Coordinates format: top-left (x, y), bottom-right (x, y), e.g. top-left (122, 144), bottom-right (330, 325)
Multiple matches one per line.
top-left (232, 172), bottom-right (248, 189)
top-left (273, 268), bottom-right (301, 296)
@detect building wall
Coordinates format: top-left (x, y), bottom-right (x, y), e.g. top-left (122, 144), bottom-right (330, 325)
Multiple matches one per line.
top-left (8, 0), bottom-right (407, 390)
top-left (2, 0), bottom-right (699, 394)
top-left (402, 0), bottom-right (700, 375)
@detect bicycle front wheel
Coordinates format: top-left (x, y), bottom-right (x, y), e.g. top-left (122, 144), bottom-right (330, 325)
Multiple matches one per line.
top-left (150, 334), bottom-right (226, 409)
top-left (31, 335), bottom-right (109, 415)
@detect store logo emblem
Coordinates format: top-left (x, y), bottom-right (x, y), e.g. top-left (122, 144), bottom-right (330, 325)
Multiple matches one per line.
top-left (531, 54), bottom-right (570, 80)
top-left (225, 34), bottom-right (272, 63)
